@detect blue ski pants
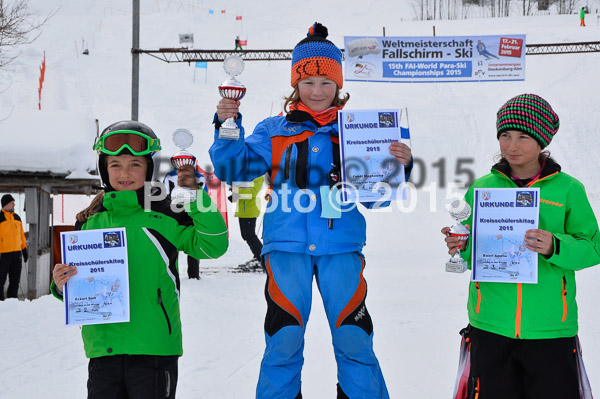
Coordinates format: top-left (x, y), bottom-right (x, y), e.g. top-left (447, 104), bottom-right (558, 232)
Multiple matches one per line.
top-left (256, 251), bottom-right (389, 399)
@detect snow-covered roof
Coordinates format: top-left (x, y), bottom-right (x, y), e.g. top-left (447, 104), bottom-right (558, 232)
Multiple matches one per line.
top-left (0, 109), bottom-right (98, 178)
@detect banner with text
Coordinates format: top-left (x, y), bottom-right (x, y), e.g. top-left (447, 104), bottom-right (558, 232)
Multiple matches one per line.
top-left (344, 35), bottom-right (526, 83)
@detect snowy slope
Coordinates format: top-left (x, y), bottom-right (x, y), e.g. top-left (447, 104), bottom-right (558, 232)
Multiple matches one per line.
top-left (1, 1), bottom-right (600, 398)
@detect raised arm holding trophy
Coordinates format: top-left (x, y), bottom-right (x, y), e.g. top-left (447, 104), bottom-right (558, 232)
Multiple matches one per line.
top-left (218, 54), bottom-right (246, 140)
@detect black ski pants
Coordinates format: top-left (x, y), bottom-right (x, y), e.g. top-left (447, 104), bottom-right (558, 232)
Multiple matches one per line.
top-left (0, 251), bottom-right (22, 300)
top-left (238, 217), bottom-right (262, 260)
top-left (468, 326), bottom-right (579, 399)
top-left (186, 255), bottom-right (199, 279)
top-left (87, 355), bottom-right (178, 399)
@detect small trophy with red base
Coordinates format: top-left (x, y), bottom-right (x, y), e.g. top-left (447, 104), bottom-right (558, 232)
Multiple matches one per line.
top-left (218, 54), bottom-right (246, 140)
top-left (171, 128), bottom-right (196, 169)
top-left (446, 200), bottom-right (472, 273)
top-left (170, 128), bottom-right (197, 204)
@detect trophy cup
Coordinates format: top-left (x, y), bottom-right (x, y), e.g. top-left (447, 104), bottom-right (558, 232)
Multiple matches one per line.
top-left (218, 54), bottom-right (246, 140)
top-left (170, 128), bottom-right (197, 204)
top-left (446, 200), bottom-right (472, 273)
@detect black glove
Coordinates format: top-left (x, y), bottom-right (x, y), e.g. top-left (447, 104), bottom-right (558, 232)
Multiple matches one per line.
top-left (22, 248), bottom-right (28, 263)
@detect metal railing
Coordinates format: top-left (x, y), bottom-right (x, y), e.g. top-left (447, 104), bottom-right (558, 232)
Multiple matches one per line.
top-left (133, 41), bottom-right (600, 63)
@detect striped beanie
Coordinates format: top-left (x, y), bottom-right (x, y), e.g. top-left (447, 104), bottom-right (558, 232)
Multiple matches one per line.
top-left (291, 22), bottom-right (343, 89)
top-left (496, 94), bottom-right (559, 149)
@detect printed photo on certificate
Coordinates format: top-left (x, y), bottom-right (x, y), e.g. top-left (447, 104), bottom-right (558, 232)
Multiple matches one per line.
top-left (338, 109), bottom-right (407, 203)
top-left (471, 188), bottom-right (540, 284)
top-left (61, 228), bottom-right (130, 326)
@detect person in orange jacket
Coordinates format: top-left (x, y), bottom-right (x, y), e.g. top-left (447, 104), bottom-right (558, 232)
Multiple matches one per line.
top-left (0, 194), bottom-right (28, 300)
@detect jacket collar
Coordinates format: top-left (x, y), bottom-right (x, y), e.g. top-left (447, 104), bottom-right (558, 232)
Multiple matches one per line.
top-left (286, 110), bottom-right (338, 128)
top-left (102, 189), bottom-right (144, 212)
top-left (492, 157), bottom-right (562, 186)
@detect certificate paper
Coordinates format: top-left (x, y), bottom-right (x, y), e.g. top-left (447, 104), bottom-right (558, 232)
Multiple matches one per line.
top-left (61, 228), bottom-right (130, 325)
top-left (338, 109), bottom-right (406, 203)
top-left (471, 188), bottom-right (540, 284)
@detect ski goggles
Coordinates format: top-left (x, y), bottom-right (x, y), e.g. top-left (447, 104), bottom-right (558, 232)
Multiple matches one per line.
top-left (93, 130), bottom-right (161, 156)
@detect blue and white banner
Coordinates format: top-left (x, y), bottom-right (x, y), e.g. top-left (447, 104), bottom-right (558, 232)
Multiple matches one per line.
top-left (344, 35), bottom-right (526, 83)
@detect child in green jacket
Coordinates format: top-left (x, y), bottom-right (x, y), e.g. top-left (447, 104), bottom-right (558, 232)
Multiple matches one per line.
top-left (51, 120), bottom-right (228, 399)
top-left (442, 94), bottom-right (599, 399)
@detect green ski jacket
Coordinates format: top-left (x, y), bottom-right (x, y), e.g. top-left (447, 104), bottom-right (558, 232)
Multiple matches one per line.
top-left (462, 162), bottom-right (600, 339)
top-left (51, 189), bottom-right (228, 358)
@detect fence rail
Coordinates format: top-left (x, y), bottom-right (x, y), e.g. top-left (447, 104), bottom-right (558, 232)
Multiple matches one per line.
top-left (525, 41), bottom-right (600, 55)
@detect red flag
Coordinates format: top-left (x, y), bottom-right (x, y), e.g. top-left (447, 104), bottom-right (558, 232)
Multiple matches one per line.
top-left (239, 40), bottom-right (247, 46)
top-left (236, 15), bottom-right (242, 20)
top-left (221, 9), bottom-right (226, 13)
top-left (38, 51), bottom-right (46, 110)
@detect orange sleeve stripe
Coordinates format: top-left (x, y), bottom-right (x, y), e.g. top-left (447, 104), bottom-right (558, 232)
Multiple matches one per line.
top-left (266, 255), bottom-right (303, 327)
top-left (335, 256), bottom-right (366, 329)
top-left (269, 131), bottom-right (315, 188)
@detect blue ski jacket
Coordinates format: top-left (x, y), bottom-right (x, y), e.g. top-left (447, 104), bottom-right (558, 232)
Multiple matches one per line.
top-left (210, 112), bottom-right (412, 256)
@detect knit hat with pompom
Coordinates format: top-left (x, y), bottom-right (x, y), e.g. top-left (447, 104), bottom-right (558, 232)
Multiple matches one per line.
top-left (291, 22), bottom-right (343, 89)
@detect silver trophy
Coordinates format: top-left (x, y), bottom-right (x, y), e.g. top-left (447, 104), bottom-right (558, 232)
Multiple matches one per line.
top-left (446, 200), bottom-right (472, 273)
top-left (170, 128), bottom-right (197, 204)
top-left (218, 54), bottom-right (246, 140)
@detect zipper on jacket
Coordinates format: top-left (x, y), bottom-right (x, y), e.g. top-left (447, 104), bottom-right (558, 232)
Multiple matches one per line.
top-left (284, 144), bottom-right (293, 180)
top-left (562, 276), bottom-right (568, 322)
top-left (157, 289), bottom-right (172, 335)
top-left (475, 282), bottom-right (481, 314)
top-left (515, 283), bottom-right (522, 338)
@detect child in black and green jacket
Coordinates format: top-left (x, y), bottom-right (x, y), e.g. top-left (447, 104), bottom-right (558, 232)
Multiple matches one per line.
top-left (51, 120), bottom-right (228, 399)
top-left (443, 94), bottom-right (599, 399)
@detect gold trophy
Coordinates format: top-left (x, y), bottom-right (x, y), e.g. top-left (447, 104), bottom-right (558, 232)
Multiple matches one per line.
top-left (446, 200), bottom-right (472, 273)
top-left (218, 54), bottom-right (246, 140)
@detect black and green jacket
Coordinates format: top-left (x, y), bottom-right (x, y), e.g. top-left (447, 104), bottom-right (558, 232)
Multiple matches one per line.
top-left (462, 160), bottom-right (600, 339)
top-left (51, 189), bottom-right (228, 358)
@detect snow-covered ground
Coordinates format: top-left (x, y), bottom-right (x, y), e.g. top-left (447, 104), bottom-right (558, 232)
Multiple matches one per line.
top-left (1, 1), bottom-right (600, 398)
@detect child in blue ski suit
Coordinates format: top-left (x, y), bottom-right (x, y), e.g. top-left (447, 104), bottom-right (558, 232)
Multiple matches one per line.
top-left (210, 23), bottom-right (413, 399)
